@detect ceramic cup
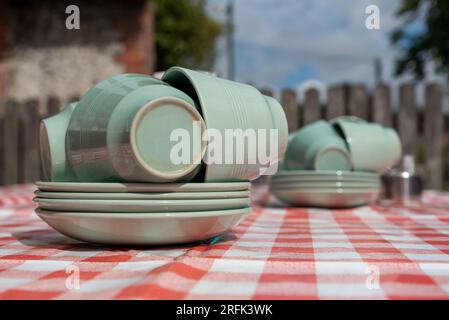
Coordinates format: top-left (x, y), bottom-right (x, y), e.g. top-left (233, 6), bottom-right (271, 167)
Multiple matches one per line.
top-left (331, 116), bottom-right (402, 173)
top-left (162, 67), bottom-right (288, 182)
top-left (264, 95), bottom-right (289, 161)
top-left (81, 76), bottom-right (167, 151)
top-left (68, 76), bottom-right (168, 181)
top-left (67, 74), bottom-right (167, 173)
top-left (68, 74), bottom-right (154, 142)
top-left (68, 84), bottom-right (206, 182)
top-left (40, 102), bottom-right (78, 182)
top-left (284, 120), bottom-right (352, 171)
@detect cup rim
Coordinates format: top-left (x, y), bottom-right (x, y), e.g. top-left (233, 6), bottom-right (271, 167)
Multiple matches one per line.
top-left (40, 102), bottom-right (78, 182)
top-left (263, 95), bottom-right (288, 160)
top-left (40, 121), bottom-right (53, 181)
top-left (129, 96), bottom-right (206, 180)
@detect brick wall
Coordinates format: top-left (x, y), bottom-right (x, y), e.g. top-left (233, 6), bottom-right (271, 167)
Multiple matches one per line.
top-left (0, 0), bottom-right (155, 106)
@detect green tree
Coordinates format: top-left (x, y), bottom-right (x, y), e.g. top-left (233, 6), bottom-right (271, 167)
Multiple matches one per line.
top-left (154, 0), bottom-right (222, 71)
top-left (391, 0), bottom-right (449, 79)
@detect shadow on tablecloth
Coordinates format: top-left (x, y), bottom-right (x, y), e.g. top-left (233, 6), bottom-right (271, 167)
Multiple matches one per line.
top-left (10, 228), bottom-right (237, 252)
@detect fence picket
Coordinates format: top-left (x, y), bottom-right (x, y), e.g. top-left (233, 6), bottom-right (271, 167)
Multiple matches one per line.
top-left (424, 83), bottom-right (443, 189)
top-left (398, 83), bottom-right (417, 157)
top-left (373, 83), bottom-right (391, 127)
top-left (281, 89), bottom-right (299, 133)
top-left (303, 88), bottom-right (321, 125)
top-left (45, 96), bottom-right (61, 118)
top-left (2, 101), bottom-right (20, 185)
top-left (326, 85), bottom-right (346, 120)
top-left (348, 84), bottom-right (369, 119)
top-left (19, 100), bottom-right (41, 183)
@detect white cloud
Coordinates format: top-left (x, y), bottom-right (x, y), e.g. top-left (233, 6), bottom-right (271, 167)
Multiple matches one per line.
top-left (208, 0), bottom-right (448, 109)
top-left (209, 0), bottom-right (405, 87)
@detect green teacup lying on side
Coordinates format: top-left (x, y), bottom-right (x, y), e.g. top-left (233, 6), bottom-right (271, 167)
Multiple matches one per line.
top-left (162, 67), bottom-right (288, 182)
top-left (284, 120), bottom-right (352, 171)
top-left (40, 102), bottom-right (78, 182)
top-left (66, 74), bottom-right (168, 182)
top-left (68, 84), bottom-right (206, 183)
top-left (331, 116), bottom-right (401, 173)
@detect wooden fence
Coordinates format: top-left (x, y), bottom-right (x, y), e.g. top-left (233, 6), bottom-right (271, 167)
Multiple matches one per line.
top-left (0, 82), bottom-right (447, 189)
top-left (0, 96), bottom-right (79, 186)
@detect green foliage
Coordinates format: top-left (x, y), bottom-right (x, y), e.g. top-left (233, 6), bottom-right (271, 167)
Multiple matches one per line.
top-left (154, 0), bottom-right (222, 71)
top-left (391, 0), bottom-right (449, 79)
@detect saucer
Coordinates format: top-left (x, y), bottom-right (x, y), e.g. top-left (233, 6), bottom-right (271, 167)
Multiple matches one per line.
top-left (36, 207), bottom-right (250, 245)
top-left (271, 188), bottom-right (378, 208)
top-left (271, 174), bottom-right (379, 182)
top-left (34, 197), bottom-right (250, 212)
top-left (270, 180), bottom-right (380, 189)
top-left (36, 181), bottom-right (250, 193)
top-left (274, 170), bottom-right (378, 179)
top-left (35, 190), bottom-right (250, 200)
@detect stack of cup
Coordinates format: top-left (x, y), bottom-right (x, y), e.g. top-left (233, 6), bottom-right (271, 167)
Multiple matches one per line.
top-left (271, 116), bottom-right (402, 208)
top-left (36, 69), bottom-right (288, 245)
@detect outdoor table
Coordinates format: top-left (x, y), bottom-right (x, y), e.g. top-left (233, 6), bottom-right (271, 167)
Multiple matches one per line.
top-left (1, 184), bottom-right (449, 299)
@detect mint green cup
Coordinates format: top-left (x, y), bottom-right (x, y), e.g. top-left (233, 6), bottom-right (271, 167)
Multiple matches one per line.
top-left (40, 102), bottom-right (78, 182)
top-left (383, 128), bottom-right (402, 168)
top-left (68, 84), bottom-right (206, 182)
top-left (162, 67), bottom-right (288, 181)
top-left (331, 116), bottom-right (402, 173)
top-left (264, 95), bottom-right (289, 163)
top-left (67, 75), bottom-right (166, 181)
top-left (284, 120), bottom-right (352, 171)
top-left (67, 74), bottom-right (166, 172)
top-left (81, 76), bottom-right (167, 151)
top-left (68, 74), bottom-right (153, 146)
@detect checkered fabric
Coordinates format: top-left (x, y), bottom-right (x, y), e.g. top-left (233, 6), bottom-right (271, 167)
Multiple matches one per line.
top-left (0, 184), bottom-right (35, 209)
top-left (1, 184), bottom-right (449, 299)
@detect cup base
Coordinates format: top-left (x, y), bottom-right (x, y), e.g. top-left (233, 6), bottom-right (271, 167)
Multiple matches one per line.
top-left (129, 97), bottom-right (206, 181)
top-left (314, 147), bottom-right (352, 171)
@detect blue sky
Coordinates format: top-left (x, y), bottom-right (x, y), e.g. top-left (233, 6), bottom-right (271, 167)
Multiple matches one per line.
top-left (207, 0), bottom-right (443, 99)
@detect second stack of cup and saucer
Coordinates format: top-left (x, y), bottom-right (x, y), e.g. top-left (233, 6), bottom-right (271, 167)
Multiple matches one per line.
top-left (270, 117), bottom-right (401, 208)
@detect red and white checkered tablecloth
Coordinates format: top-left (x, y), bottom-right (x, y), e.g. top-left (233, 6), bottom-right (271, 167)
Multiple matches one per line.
top-left (1, 184), bottom-right (449, 300)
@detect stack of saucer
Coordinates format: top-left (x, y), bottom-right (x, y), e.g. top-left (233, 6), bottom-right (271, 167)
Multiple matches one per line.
top-left (34, 181), bottom-right (250, 245)
top-left (270, 170), bottom-right (380, 208)
top-left (36, 69), bottom-right (288, 245)
top-left (271, 117), bottom-right (401, 208)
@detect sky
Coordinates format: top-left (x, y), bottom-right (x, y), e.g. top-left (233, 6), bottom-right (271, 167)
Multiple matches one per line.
top-left (207, 0), bottom-right (446, 105)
